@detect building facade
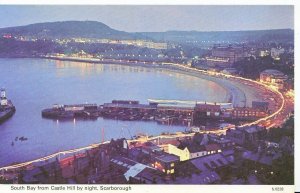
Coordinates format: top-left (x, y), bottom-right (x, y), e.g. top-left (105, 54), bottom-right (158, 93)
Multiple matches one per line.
top-left (260, 69), bottom-right (288, 89)
top-left (206, 45), bottom-right (246, 67)
top-left (232, 107), bottom-right (268, 120)
top-left (226, 126), bottom-right (267, 148)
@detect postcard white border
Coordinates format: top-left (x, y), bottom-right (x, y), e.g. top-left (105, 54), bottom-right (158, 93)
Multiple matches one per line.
top-left (0, 1), bottom-right (298, 193)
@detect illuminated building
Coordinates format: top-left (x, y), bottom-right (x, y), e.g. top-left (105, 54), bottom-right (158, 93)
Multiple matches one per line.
top-left (205, 56), bottom-right (230, 67)
top-left (226, 126), bottom-right (267, 147)
top-left (270, 47), bottom-right (284, 60)
top-left (206, 44), bottom-right (246, 67)
top-left (232, 107), bottom-right (267, 120)
top-left (252, 101), bottom-right (269, 111)
top-left (153, 153), bottom-right (179, 175)
top-left (260, 69), bottom-right (288, 89)
top-left (259, 50), bottom-right (269, 57)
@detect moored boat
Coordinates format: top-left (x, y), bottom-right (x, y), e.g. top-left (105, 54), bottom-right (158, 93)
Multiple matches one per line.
top-left (0, 88), bottom-right (16, 124)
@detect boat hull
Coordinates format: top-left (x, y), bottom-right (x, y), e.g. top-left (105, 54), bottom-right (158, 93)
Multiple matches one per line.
top-left (0, 106), bottom-right (16, 124)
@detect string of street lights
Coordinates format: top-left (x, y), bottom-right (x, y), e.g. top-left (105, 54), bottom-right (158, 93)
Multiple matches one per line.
top-left (0, 62), bottom-right (287, 172)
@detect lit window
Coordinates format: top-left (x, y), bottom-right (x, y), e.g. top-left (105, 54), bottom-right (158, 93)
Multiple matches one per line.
top-left (170, 163), bottom-right (175, 167)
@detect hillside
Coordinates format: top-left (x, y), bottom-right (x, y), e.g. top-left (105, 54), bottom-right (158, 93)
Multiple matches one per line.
top-left (140, 29), bottom-right (294, 43)
top-left (0, 21), bottom-right (143, 40)
top-left (0, 21), bottom-right (293, 43)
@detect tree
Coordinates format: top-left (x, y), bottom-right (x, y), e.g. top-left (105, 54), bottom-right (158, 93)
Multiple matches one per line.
top-left (262, 154), bottom-right (294, 185)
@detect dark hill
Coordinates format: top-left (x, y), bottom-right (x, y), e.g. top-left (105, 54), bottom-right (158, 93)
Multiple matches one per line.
top-left (0, 21), bottom-right (143, 40)
top-left (139, 29), bottom-right (294, 43)
top-left (0, 21), bottom-right (293, 43)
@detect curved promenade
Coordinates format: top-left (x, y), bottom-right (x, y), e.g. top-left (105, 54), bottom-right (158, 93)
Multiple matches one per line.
top-left (163, 62), bottom-right (285, 128)
top-left (0, 58), bottom-right (288, 171)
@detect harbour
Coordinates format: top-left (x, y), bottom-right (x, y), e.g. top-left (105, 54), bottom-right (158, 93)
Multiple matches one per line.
top-left (0, 57), bottom-right (292, 185)
top-left (0, 58), bottom-right (282, 168)
top-left (0, 58), bottom-right (231, 167)
top-left (0, 5), bottom-right (295, 187)
top-left (41, 99), bottom-right (269, 127)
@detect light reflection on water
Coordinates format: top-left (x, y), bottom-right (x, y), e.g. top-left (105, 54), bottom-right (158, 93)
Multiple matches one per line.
top-left (0, 58), bottom-right (228, 167)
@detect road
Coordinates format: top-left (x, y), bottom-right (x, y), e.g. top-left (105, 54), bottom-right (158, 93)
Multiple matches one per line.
top-left (0, 59), bottom-right (293, 172)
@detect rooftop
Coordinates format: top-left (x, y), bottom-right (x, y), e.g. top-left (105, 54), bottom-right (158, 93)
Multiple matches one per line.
top-left (221, 149), bottom-right (235, 157)
top-left (140, 142), bottom-right (162, 153)
top-left (190, 153), bottom-right (230, 171)
top-left (124, 163), bottom-right (148, 181)
top-left (150, 137), bottom-right (181, 146)
top-left (155, 153), bottom-right (179, 163)
top-left (242, 150), bottom-right (282, 166)
top-left (174, 171), bottom-right (221, 184)
top-left (110, 156), bottom-right (157, 181)
top-left (110, 156), bottom-right (137, 168)
top-left (205, 144), bottom-right (221, 151)
top-left (178, 143), bottom-right (206, 153)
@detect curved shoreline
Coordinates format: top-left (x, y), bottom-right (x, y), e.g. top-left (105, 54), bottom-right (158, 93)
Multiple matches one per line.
top-left (0, 56), bottom-right (285, 170)
top-left (42, 56), bottom-right (246, 106)
top-left (38, 56), bottom-right (285, 127)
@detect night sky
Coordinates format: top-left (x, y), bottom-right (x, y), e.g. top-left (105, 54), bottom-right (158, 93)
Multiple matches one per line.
top-left (0, 5), bottom-right (294, 32)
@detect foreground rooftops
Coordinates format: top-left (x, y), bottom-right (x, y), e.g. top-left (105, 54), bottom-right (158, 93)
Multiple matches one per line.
top-left (190, 153), bottom-right (230, 171)
top-left (242, 150), bottom-right (282, 166)
top-left (178, 143), bottom-right (206, 153)
top-left (155, 153), bottom-right (179, 163)
top-left (110, 156), bottom-right (157, 181)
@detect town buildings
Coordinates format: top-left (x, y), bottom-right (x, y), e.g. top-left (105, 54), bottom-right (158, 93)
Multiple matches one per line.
top-left (232, 107), bottom-right (268, 120)
top-left (260, 69), bottom-right (288, 90)
top-left (226, 126), bottom-right (267, 148)
top-left (1, 120), bottom-right (293, 185)
top-left (270, 47), bottom-right (285, 60)
top-left (205, 45), bottom-right (247, 67)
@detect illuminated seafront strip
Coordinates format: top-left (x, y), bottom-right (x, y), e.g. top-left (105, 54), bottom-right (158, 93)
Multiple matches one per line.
top-left (166, 62), bottom-right (285, 128)
top-left (0, 59), bottom-right (287, 171)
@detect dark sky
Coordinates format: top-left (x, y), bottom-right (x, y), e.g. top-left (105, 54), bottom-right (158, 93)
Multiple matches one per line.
top-left (0, 5), bottom-right (294, 32)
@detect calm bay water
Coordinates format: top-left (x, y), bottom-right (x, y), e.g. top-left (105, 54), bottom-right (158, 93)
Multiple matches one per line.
top-left (0, 58), bottom-right (228, 167)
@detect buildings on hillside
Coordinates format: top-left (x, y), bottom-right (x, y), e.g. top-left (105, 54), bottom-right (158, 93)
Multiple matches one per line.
top-left (226, 126), bottom-right (267, 148)
top-left (72, 38), bottom-right (168, 50)
top-left (260, 69), bottom-right (288, 90)
top-left (270, 47), bottom-right (285, 60)
top-left (2, 122), bottom-right (292, 185)
top-left (165, 133), bottom-right (232, 161)
top-left (205, 45), bottom-right (247, 68)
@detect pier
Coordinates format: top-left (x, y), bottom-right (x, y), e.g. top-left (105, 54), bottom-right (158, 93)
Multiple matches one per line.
top-left (41, 99), bottom-right (269, 126)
